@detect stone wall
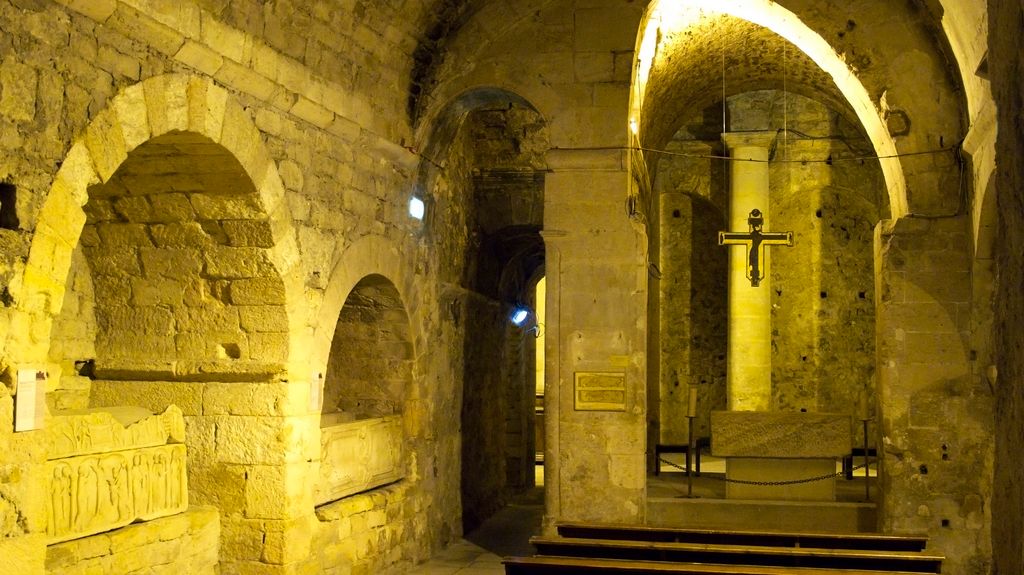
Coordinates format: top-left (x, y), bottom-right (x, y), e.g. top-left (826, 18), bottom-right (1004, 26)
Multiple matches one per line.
top-left (652, 90), bottom-right (880, 436)
top-left (314, 482), bottom-right (431, 574)
top-left (654, 139), bottom-right (727, 443)
top-left (324, 276), bottom-right (412, 420)
top-left (0, 1), bottom-right (467, 570)
top-left (989, 0), bottom-right (1024, 573)
top-left (875, 216), bottom-right (993, 574)
top-left (45, 506), bottom-right (219, 575)
top-left (47, 248), bottom-right (96, 411)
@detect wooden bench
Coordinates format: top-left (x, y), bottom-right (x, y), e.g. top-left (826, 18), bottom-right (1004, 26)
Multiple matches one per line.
top-left (504, 555), bottom-right (935, 574)
top-left (528, 536), bottom-right (943, 573)
top-left (655, 437), bottom-right (710, 476)
top-left (555, 523), bottom-right (929, 552)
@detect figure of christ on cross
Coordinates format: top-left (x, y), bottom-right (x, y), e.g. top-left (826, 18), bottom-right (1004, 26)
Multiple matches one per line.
top-left (719, 209), bottom-right (794, 287)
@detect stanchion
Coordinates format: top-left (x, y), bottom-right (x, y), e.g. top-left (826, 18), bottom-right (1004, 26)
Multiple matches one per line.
top-left (687, 385), bottom-right (697, 498)
top-left (859, 389), bottom-right (871, 502)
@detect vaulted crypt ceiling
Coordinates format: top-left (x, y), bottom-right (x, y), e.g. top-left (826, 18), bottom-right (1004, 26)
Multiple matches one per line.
top-left (639, 13), bottom-right (857, 152)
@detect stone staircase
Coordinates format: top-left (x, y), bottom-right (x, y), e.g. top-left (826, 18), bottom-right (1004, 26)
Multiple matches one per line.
top-left (503, 523), bottom-right (943, 574)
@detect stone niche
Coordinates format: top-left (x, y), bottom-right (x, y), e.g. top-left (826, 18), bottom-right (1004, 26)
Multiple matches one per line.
top-left (44, 406), bottom-right (188, 544)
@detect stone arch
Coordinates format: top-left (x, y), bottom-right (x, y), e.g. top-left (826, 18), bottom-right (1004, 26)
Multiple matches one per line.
top-left (312, 236), bottom-right (419, 507)
top-left (9, 75), bottom-right (301, 377)
top-left (321, 274), bottom-right (413, 422)
top-left (630, 0), bottom-right (909, 219)
top-left (312, 235), bottom-right (418, 372)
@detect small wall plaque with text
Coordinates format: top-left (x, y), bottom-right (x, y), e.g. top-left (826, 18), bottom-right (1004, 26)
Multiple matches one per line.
top-left (574, 371), bottom-right (626, 411)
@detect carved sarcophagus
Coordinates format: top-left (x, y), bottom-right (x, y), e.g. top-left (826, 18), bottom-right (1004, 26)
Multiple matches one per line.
top-left (315, 415), bottom-right (403, 506)
top-left (45, 406), bottom-right (188, 544)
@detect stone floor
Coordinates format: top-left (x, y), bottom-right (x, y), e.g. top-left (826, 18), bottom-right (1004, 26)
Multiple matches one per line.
top-left (413, 470), bottom-right (545, 574)
top-left (412, 457), bottom-right (879, 573)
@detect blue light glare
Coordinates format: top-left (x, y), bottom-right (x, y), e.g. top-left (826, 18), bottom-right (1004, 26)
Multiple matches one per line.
top-left (510, 307), bottom-right (530, 326)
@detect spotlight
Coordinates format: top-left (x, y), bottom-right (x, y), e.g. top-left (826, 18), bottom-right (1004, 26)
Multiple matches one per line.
top-left (510, 305), bottom-right (531, 327)
top-left (409, 196), bottom-right (425, 220)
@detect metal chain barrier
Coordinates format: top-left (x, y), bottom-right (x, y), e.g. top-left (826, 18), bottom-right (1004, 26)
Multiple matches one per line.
top-left (657, 457), bottom-right (869, 487)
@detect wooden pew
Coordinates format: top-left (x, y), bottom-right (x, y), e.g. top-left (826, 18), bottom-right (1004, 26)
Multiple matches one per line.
top-left (555, 523), bottom-right (929, 552)
top-left (504, 555), bottom-right (936, 575)
top-left (528, 536), bottom-right (943, 573)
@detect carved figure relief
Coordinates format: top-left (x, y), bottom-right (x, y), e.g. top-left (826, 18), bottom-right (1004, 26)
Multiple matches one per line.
top-left (44, 406), bottom-right (189, 544)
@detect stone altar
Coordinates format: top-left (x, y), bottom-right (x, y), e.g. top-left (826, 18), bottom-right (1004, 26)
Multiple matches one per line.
top-left (44, 406), bottom-right (188, 544)
top-left (711, 411), bottom-right (852, 501)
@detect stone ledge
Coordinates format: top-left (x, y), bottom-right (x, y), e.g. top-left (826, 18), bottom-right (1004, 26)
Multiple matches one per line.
top-left (46, 506), bottom-right (219, 574)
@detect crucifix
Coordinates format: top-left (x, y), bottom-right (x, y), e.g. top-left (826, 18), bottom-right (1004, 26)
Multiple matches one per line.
top-left (719, 209), bottom-right (794, 287)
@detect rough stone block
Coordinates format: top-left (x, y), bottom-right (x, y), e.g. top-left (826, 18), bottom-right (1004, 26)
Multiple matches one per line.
top-left (246, 332), bottom-right (289, 364)
top-left (189, 193), bottom-right (264, 220)
top-left (291, 97), bottom-right (334, 129)
top-left (214, 415), bottom-right (286, 464)
top-left (203, 382), bottom-right (284, 416)
top-left (89, 381), bottom-right (203, 417)
top-left (203, 247), bottom-right (276, 279)
top-left (123, 0), bottom-right (201, 39)
top-left (216, 60), bottom-right (278, 101)
top-left (244, 463), bottom-right (286, 519)
top-left (0, 57), bottom-right (37, 123)
top-left (97, 45), bottom-right (140, 81)
top-left (58, 0), bottom-right (117, 21)
top-left (131, 277), bottom-right (185, 306)
top-left (150, 222), bottom-right (211, 248)
top-left (712, 411), bottom-right (852, 458)
top-left (140, 247), bottom-right (203, 279)
top-left (174, 41), bottom-right (224, 77)
top-left (84, 109), bottom-right (129, 182)
top-left (200, 11), bottom-right (252, 64)
top-left (222, 219), bottom-right (275, 247)
top-left (148, 193), bottom-right (196, 222)
top-left (238, 305), bottom-right (288, 333)
top-left (111, 195), bottom-right (153, 222)
top-left (108, 5), bottom-right (185, 56)
top-left (187, 76), bottom-right (228, 139)
top-left (96, 222), bottom-right (153, 247)
top-left (89, 250), bottom-right (142, 276)
top-left (174, 331), bottom-right (247, 361)
top-left (574, 52), bottom-right (614, 83)
top-left (190, 462), bottom-right (246, 516)
top-left (230, 277), bottom-right (287, 305)
top-left (175, 306), bottom-right (240, 333)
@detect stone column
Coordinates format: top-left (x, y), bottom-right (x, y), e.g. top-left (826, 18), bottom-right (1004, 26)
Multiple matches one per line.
top-left (542, 148), bottom-right (647, 530)
top-left (722, 132), bottom-right (776, 411)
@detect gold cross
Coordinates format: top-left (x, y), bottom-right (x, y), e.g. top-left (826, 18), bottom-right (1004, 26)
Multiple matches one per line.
top-left (719, 209), bottom-right (793, 287)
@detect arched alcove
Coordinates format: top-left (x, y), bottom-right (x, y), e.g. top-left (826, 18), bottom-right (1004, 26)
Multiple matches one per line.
top-left (646, 87), bottom-right (884, 497)
top-left (322, 274), bottom-right (413, 423)
top-left (64, 131), bottom-right (289, 381)
top-left (316, 274), bottom-right (412, 505)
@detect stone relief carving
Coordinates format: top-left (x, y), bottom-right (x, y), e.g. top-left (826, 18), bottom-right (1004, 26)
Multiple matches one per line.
top-left (45, 406), bottom-right (189, 544)
top-left (47, 405), bottom-right (186, 459)
top-left (315, 415), bottom-right (403, 506)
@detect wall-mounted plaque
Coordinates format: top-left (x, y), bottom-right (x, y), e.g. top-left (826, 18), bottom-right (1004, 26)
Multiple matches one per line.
top-left (574, 371), bottom-right (626, 411)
